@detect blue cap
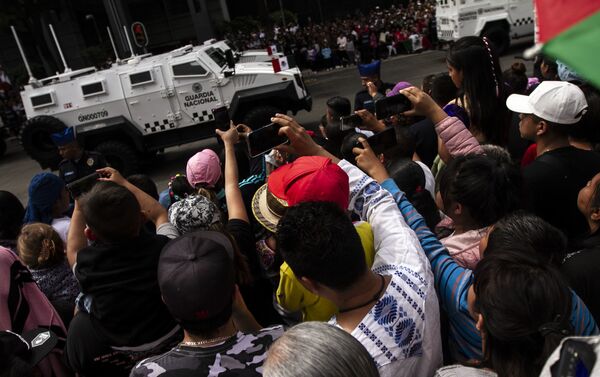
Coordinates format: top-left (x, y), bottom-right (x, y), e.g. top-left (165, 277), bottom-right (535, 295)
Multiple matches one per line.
top-left (50, 128), bottom-right (76, 147)
top-left (358, 60), bottom-right (381, 77)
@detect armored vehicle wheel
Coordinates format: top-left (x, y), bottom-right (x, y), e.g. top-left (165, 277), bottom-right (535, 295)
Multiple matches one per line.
top-left (94, 141), bottom-right (140, 177)
top-left (20, 116), bottom-right (66, 170)
top-left (242, 105), bottom-right (282, 130)
top-left (482, 25), bottom-right (509, 55)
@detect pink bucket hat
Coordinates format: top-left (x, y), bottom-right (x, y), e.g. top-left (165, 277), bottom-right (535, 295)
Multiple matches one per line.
top-left (186, 149), bottom-right (222, 188)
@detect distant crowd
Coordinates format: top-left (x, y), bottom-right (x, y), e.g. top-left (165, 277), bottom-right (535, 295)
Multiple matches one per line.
top-left (224, 1), bottom-right (437, 71)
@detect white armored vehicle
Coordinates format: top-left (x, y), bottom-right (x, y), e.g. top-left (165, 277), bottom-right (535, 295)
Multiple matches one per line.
top-left (16, 28), bottom-right (311, 174)
top-left (436, 0), bottom-right (534, 53)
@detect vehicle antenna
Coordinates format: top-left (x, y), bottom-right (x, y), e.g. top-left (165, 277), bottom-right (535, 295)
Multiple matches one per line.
top-left (48, 24), bottom-right (71, 73)
top-left (10, 25), bottom-right (38, 85)
top-left (107, 26), bottom-right (122, 64)
top-left (123, 25), bottom-right (136, 58)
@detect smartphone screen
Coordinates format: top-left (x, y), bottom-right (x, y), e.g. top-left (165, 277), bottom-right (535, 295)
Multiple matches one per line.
top-left (340, 114), bottom-right (362, 131)
top-left (366, 127), bottom-right (397, 155)
top-left (247, 123), bottom-right (288, 157)
top-left (212, 106), bottom-right (231, 131)
top-left (375, 94), bottom-right (412, 120)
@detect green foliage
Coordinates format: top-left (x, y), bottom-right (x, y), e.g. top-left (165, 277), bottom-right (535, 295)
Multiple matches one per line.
top-left (268, 9), bottom-right (297, 25)
top-left (80, 44), bottom-right (112, 68)
top-left (6, 62), bottom-right (44, 87)
top-left (0, 0), bottom-right (57, 30)
top-left (220, 16), bottom-right (262, 35)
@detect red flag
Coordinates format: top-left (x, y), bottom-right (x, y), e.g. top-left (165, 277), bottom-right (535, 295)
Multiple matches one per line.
top-left (535, 0), bottom-right (600, 42)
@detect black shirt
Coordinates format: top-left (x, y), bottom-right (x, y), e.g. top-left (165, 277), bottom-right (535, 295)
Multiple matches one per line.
top-left (354, 82), bottom-right (395, 112)
top-left (59, 151), bottom-right (106, 184)
top-left (562, 231), bottom-right (600, 323)
top-left (227, 219), bottom-right (282, 326)
top-left (523, 146), bottom-right (600, 246)
top-left (74, 232), bottom-right (177, 346)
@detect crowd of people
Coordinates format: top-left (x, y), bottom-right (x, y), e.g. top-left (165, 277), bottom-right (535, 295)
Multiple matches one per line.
top-left (225, 1), bottom-right (437, 70)
top-left (0, 66), bottom-right (25, 137)
top-left (3, 28), bottom-right (600, 377)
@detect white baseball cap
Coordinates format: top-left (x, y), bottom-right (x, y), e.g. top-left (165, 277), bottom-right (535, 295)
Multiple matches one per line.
top-left (506, 81), bottom-right (588, 125)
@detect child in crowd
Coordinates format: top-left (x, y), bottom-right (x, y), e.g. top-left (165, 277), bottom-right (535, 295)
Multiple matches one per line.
top-left (18, 223), bottom-right (79, 305)
top-left (436, 154), bottom-right (522, 269)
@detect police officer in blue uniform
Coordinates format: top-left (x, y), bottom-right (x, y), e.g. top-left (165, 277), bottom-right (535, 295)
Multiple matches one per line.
top-left (353, 60), bottom-right (395, 112)
top-left (51, 128), bottom-right (106, 185)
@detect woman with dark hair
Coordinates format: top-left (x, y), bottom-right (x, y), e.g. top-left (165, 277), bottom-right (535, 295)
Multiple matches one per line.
top-left (0, 190), bottom-right (25, 250)
top-left (562, 173), bottom-right (600, 322)
top-left (502, 61), bottom-right (528, 96)
top-left (436, 154), bottom-right (522, 269)
top-left (436, 253), bottom-right (572, 377)
top-left (484, 211), bottom-right (567, 266)
top-left (446, 36), bottom-right (509, 146)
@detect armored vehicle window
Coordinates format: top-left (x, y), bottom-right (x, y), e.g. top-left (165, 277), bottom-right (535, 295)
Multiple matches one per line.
top-left (172, 61), bottom-right (207, 77)
top-left (81, 81), bottom-right (105, 97)
top-left (206, 47), bottom-right (227, 67)
top-left (30, 93), bottom-right (54, 108)
top-left (130, 71), bottom-right (154, 86)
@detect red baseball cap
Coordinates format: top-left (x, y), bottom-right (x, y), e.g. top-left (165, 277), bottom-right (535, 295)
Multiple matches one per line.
top-left (268, 156), bottom-right (349, 210)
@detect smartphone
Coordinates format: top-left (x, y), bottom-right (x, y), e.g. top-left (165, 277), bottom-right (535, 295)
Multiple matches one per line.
top-left (375, 94), bottom-right (412, 120)
top-left (340, 114), bottom-right (363, 131)
top-left (66, 172), bottom-right (100, 198)
top-left (212, 106), bottom-right (231, 131)
top-left (363, 100), bottom-right (376, 114)
top-left (362, 127), bottom-right (397, 155)
top-left (552, 339), bottom-right (596, 377)
top-left (247, 123), bottom-right (288, 157)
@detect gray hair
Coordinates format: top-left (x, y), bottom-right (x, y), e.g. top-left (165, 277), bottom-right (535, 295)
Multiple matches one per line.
top-left (263, 322), bottom-right (380, 377)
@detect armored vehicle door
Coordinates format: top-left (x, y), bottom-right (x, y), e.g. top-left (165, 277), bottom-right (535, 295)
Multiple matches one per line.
top-left (508, 0), bottom-right (534, 39)
top-left (119, 65), bottom-right (177, 134)
top-left (169, 57), bottom-right (222, 127)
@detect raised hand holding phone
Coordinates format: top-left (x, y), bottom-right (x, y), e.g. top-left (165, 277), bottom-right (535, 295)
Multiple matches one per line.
top-left (352, 137), bottom-right (390, 183)
top-left (216, 121), bottom-right (241, 145)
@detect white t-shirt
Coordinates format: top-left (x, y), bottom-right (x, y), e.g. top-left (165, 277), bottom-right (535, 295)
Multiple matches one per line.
top-left (337, 36), bottom-right (347, 49)
top-left (409, 34), bottom-right (423, 51)
top-left (415, 161), bottom-right (436, 199)
top-left (52, 216), bottom-right (71, 245)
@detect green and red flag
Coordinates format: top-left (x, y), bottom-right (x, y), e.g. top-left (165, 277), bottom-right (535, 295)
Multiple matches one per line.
top-left (533, 0), bottom-right (600, 88)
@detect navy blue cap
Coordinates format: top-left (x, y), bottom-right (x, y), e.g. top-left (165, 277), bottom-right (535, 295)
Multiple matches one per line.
top-left (50, 128), bottom-right (76, 147)
top-left (358, 60), bottom-right (381, 77)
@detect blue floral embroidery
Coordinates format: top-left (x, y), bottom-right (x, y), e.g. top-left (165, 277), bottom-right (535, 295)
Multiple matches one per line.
top-left (373, 296), bottom-right (398, 326)
top-left (354, 196), bottom-right (365, 212)
top-left (364, 181), bottom-right (380, 195)
top-left (394, 318), bottom-right (416, 348)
